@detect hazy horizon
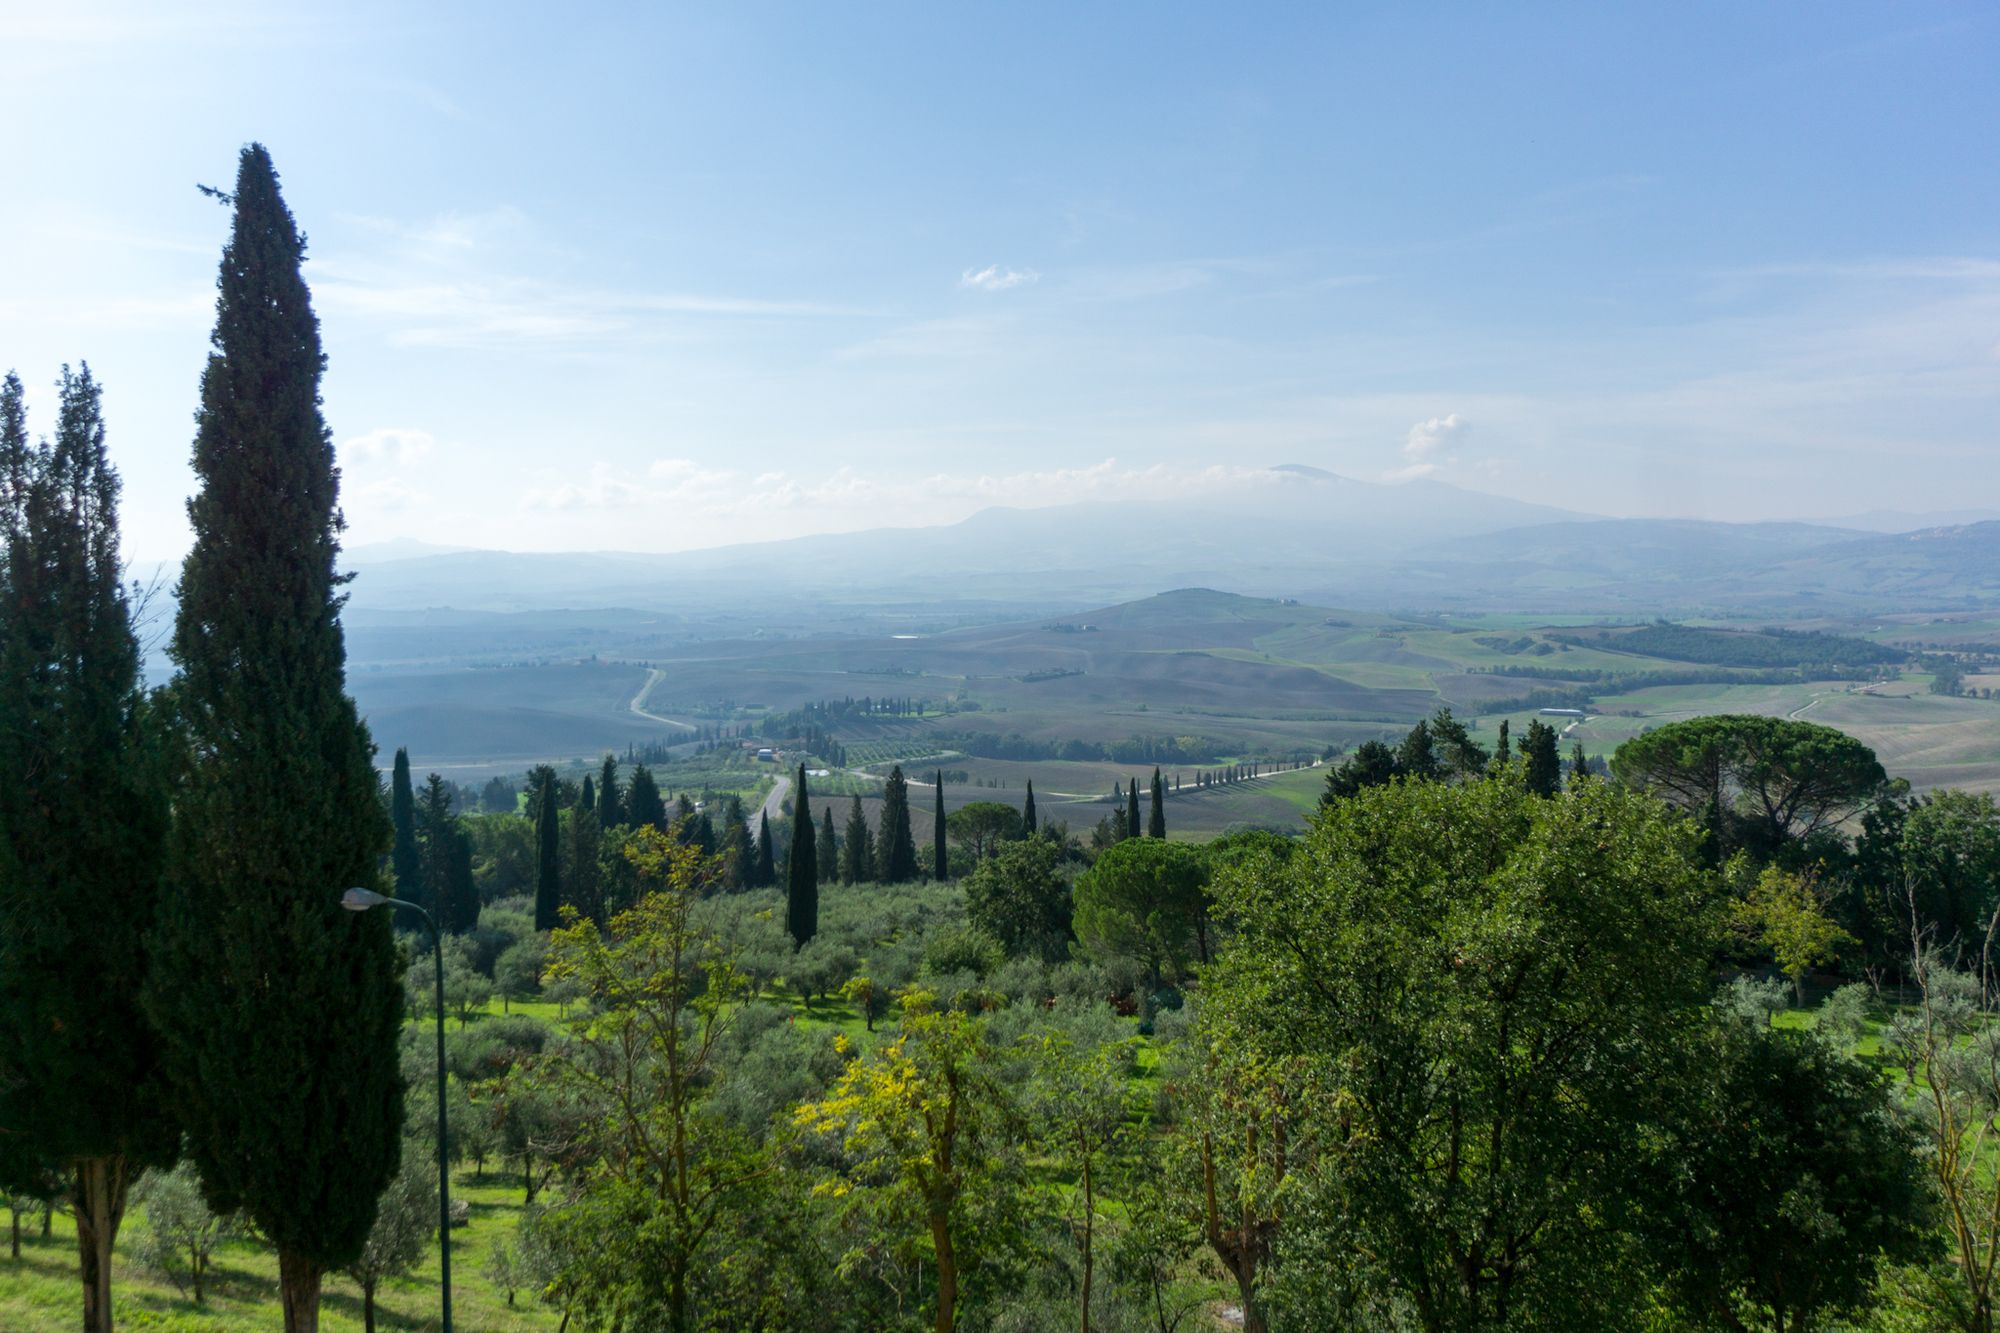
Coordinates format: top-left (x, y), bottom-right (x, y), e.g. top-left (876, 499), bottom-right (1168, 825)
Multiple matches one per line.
top-left (6, 2), bottom-right (1999, 565)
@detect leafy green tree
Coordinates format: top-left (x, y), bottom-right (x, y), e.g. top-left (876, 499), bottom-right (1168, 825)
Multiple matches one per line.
top-left (1208, 774), bottom-right (1719, 1329)
top-left (1022, 780), bottom-right (1038, 836)
top-left (949, 800), bottom-right (1024, 861)
top-left (1320, 739), bottom-right (1400, 805)
top-left (132, 1159), bottom-right (241, 1305)
top-left (965, 837), bottom-right (1072, 962)
top-left (342, 1141), bottom-right (437, 1333)
top-left (148, 145), bottom-right (402, 1333)
top-left (1520, 718), bottom-right (1562, 797)
top-left (1570, 741), bottom-right (1590, 783)
top-left (844, 794), bottom-right (874, 885)
top-left (1736, 865), bottom-right (1854, 1003)
top-left (1028, 1012), bottom-right (1136, 1333)
top-left (1612, 714), bottom-right (1890, 864)
top-left (1642, 1018), bottom-right (1934, 1333)
top-left (1149, 767), bottom-right (1166, 838)
top-left (795, 992), bottom-right (1027, 1333)
top-left (534, 829), bottom-right (769, 1332)
top-left (1072, 838), bottom-right (1212, 984)
top-left (1426, 706), bottom-right (1489, 780)
top-left (789, 764), bottom-right (819, 948)
top-left (625, 762), bottom-right (666, 831)
top-left (389, 748), bottom-right (421, 897)
top-left (531, 771), bottom-right (563, 930)
top-left (1856, 788), bottom-right (2000, 964)
top-left (0, 365), bottom-right (178, 1332)
top-left (878, 764), bottom-right (919, 883)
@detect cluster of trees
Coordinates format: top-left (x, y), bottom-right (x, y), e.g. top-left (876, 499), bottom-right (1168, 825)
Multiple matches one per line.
top-left (1321, 707), bottom-right (1587, 803)
top-left (0, 146), bottom-right (409, 1331)
top-left (945, 731), bottom-right (1224, 764)
top-left (1554, 622), bottom-right (1906, 670)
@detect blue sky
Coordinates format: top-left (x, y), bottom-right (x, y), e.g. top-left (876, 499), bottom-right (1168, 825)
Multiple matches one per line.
top-left (4, 1), bottom-right (1997, 558)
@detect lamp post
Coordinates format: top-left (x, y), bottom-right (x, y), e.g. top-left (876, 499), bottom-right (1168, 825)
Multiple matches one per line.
top-left (342, 886), bottom-right (453, 1333)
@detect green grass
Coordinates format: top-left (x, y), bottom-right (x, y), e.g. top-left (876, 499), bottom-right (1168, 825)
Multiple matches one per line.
top-left (1, 1170), bottom-right (556, 1331)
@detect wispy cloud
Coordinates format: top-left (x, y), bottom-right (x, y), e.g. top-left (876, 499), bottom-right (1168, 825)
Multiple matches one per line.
top-left (340, 427), bottom-right (435, 466)
top-left (959, 264), bottom-right (1039, 292)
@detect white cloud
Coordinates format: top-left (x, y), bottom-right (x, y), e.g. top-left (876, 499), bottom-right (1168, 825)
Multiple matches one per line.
top-left (340, 427), bottom-right (435, 466)
top-left (959, 264), bottom-right (1039, 292)
top-left (1383, 413), bottom-right (1469, 481)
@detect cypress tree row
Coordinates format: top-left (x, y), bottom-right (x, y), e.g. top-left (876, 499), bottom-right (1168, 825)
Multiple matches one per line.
top-left (934, 770), bottom-right (948, 881)
top-left (878, 764), bottom-right (918, 883)
top-left (1126, 779), bottom-right (1140, 843)
top-left (534, 767), bottom-right (562, 930)
top-left (788, 765), bottom-right (819, 947)
top-left (843, 794), bottom-right (873, 885)
top-left (818, 805), bottom-right (839, 883)
top-left (0, 365), bottom-right (178, 1333)
top-left (388, 748), bottom-right (419, 898)
top-left (1150, 767), bottom-right (1166, 838)
top-left (147, 145), bottom-right (402, 1333)
top-left (1022, 780), bottom-right (1037, 836)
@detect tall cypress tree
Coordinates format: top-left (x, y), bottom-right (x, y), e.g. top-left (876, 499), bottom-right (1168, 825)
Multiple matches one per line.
top-left (818, 805), bottom-right (839, 883)
top-left (626, 763), bottom-right (666, 831)
top-left (755, 811), bottom-right (776, 887)
top-left (1022, 780), bottom-right (1037, 836)
top-left (1521, 720), bottom-right (1561, 798)
top-left (388, 748), bottom-right (419, 898)
top-left (1571, 743), bottom-right (1592, 784)
top-left (1126, 779), bottom-right (1140, 843)
top-left (147, 146), bottom-right (401, 1333)
top-left (721, 795), bottom-right (752, 889)
top-left (579, 773), bottom-right (596, 814)
top-left (597, 755), bottom-right (621, 829)
top-left (788, 765), bottom-right (819, 948)
top-left (415, 772), bottom-right (456, 924)
top-left (533, 767), bottom-right (562, 929)
top-left (935, 771), bottom-right (949, 880)
top-left (1149, 767), bottom-right (1166, 838)
top-left (1495, 719), bottom-right (1512, 764)
top-left (0, 365), bottom-right (178, 1333)
top-left (878, 765), bottom-right (918, 883)
top-left (842, 794), bottom-right (873, 885)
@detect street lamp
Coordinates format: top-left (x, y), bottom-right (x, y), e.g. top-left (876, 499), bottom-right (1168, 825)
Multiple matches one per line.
top-left (342, 887), bottom-right (453, 1333)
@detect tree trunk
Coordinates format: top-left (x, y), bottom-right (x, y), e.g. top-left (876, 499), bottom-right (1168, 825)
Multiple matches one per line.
top-left (931, 1207), bottom-right (958, 1333)
top-left (193, 1250), bottom-right (206, 1304)
top-left (1079, 1155), bottom-right (1094, 1333)
top-left (278, 1249), bottom-right (323, 1333)
top-left (74, 1155), bottom-right (129, 1333)
top-left (10, 1205), bottom-right (19, 1259)
top-left (362, 1278), bottom-right (377, 1333)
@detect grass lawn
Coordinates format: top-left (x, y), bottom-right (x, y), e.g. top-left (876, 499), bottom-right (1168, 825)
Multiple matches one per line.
top-left (1, 1169), bottom-right (557, 1331)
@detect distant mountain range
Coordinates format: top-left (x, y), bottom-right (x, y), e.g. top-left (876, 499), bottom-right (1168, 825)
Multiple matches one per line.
top-left (337, 465), bottom-right (2000, 616)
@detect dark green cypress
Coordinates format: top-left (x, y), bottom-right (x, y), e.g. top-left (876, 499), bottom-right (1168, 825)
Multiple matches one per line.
top-left (0, 365), bottom-right (178, 1332)
top-left (1126, 779), bottom-right (1140, 843)
top-left (788, 765), bottom-right (818, 948)
top-left (388, 748), bottom-right (419, 898)
top-left (1150, 767), bottom-right (1166, 838)
top-left (579, 773), bottom-right (595, 814)
top-left (1495, 719), bottom-right (1512, 764)
top-left (755, 811), bottom-right (777, 888)
top-left (415, 772), bottom-right (456, 923)
top-left (818, 805), bottom-right (839, 883)
top-left (1571, 742), bottom-right (1591, 784)
top-left (722, 795), bottom-right (752, 889)
top-left (146, 145), bottom-right (400, 1330)
top-left (626, 763), bottom-right (666, 830)
top-left (597, 755), bottom-right (621, 829)
top-left (1521, 720), bottom-right (1562, 798)
top-left (878, 765), bottom-right (918, 883)
top-left (935, 771), bottom-right (949, 880)
top-left (533, 768), bottom-right (562, 929)
top-left (1022, 780), bottom-right (1037, 836)
top-left (842, 794), bottom-right (873, 885)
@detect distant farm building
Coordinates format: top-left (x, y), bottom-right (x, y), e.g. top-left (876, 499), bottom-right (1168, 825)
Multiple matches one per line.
top-left (756, 747), bottom-right (776, 761)
top-left (1539, 708), bottom-right (1587, 717)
